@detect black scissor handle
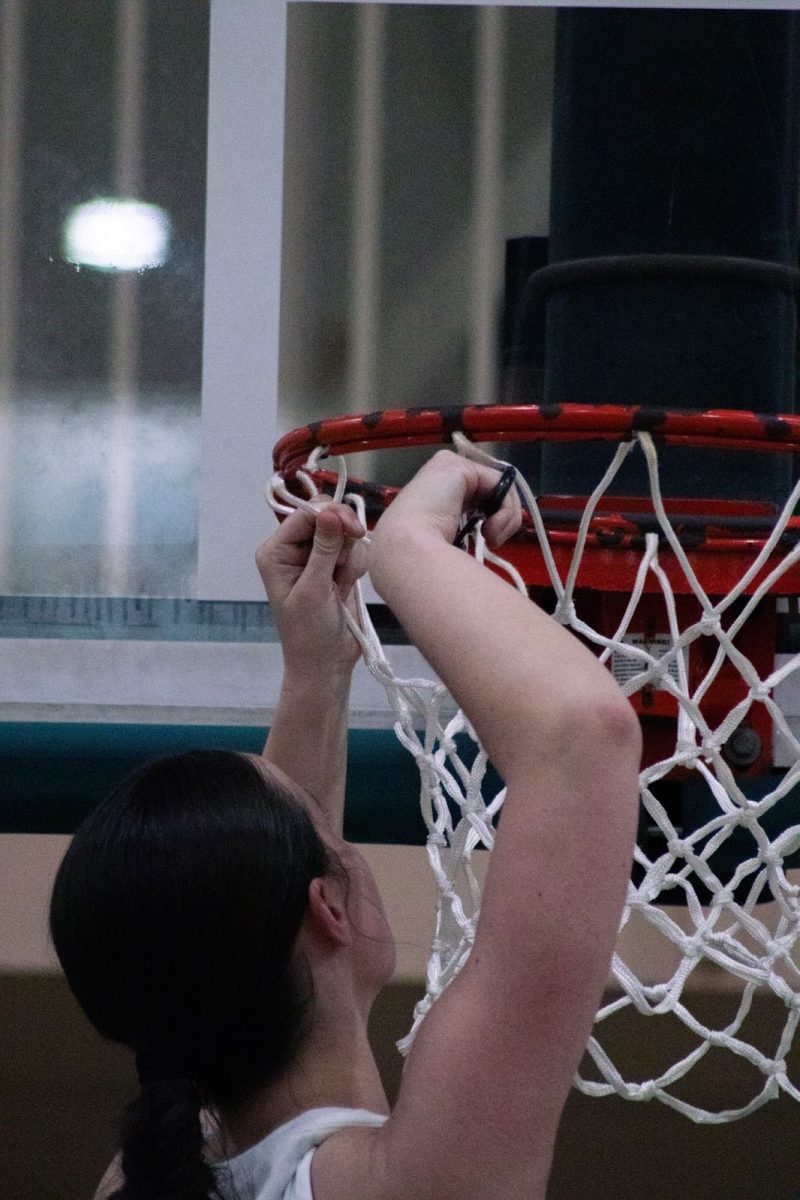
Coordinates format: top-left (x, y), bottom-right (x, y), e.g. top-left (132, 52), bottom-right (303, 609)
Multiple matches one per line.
top-left (453, 464), bottom-right (517, 548)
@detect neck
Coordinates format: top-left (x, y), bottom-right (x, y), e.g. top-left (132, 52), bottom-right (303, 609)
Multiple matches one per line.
top-left (220, 1003), bottom-right (389, 1156)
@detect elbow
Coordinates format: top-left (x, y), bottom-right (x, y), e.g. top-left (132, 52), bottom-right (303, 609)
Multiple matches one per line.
top-left (593, 695), bottom-right (642, 760)
top-left (564, 694), bottom-right (642, 785)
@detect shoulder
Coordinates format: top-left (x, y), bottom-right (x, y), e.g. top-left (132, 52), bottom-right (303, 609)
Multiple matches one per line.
top-left (308, 1123), bottom-right (389, 1200)
top-left (222, 1108), bottom-right (387, 1200)
top-left (93, 1156), bottom-right (123, 1199)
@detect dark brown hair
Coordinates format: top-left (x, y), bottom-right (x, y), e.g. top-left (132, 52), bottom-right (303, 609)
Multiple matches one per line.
top-left (50, 750), bottom-right (331, 1199)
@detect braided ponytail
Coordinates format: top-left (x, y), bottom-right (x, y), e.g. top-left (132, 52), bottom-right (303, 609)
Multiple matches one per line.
top-left (110, 1080), bottom-right (216, 1200)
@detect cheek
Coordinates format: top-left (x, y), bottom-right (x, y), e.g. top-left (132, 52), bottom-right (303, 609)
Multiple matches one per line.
top-left (364, 869), bottom-right (386, 917)
top-left (371, 888), bottom-right (397, 979)
top-left (353, 865), bottom-right (386, 926)
top-left (367, 898), bottom-right (397, 983)
top-left (353, 863), bottom-right (395, 952)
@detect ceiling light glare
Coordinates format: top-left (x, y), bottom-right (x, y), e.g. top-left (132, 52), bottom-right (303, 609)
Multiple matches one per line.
top-left (63, 198), bottom-right (171, 272)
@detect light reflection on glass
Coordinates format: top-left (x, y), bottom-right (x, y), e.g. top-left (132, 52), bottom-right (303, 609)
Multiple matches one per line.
top-left (63, 198), bottom-right (171, 273)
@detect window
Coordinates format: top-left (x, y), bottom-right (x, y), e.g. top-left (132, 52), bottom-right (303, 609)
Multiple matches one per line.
top-left (1, 0), bottom-right (209, 596)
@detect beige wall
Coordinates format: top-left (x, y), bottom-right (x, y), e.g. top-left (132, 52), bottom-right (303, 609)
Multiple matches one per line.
top-left (6, 832), bottom-right (796, 987)
top-left (1, 835), bottom-right (64, 971)
top-left (0, 835), bottom-right (440, 979)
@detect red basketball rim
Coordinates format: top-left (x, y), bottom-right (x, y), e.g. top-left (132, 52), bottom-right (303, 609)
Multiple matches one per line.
top-left (272, 403), bottom-right (800, 595)
top-left (273, 402), bottom-right (800, 476)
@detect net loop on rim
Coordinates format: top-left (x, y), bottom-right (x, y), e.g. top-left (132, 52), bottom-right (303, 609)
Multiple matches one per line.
top-left (267, 405), bottom-right (800, 1121)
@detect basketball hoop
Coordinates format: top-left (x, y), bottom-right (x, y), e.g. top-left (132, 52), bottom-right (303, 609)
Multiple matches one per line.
top-left (270, 403), bottom-right (800, 1122)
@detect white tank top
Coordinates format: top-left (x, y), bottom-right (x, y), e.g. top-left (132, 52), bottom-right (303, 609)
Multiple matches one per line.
top-left (216, 1107), bottom-right (387, 1200)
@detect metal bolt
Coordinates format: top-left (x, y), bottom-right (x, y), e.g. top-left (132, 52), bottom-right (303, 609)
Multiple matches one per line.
top-left (724, 724), bottom-right (763, 768)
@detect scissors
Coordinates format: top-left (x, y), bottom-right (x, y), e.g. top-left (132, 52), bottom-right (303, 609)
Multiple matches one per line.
top-left (453, 464), bottom-right (517, 549)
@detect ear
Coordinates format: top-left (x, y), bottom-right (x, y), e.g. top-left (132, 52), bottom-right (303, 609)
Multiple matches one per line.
top-left (305, 875), bottom-right (351, 949)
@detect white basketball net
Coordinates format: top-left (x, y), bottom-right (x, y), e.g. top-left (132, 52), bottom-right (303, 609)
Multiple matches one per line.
top-left (269, 430), bottom-right (800, 1122)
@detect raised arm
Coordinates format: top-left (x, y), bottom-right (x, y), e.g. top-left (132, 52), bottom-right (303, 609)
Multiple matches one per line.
top-left (313, 452), bottom-right (642, 1200)
top-left (255, 503), bottom-right (366, 833)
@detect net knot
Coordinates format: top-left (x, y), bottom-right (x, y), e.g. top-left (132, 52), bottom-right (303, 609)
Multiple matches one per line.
top-left (764, 936), bottom-right (787, 962)
top-left (418, 753), bottom-right (439, 781)
top-left (681, 938), bottom-right (702, 961)
top-left (554, 597), bottom-right (577, 626)
top-left (750, 681), bottom-right (772, 702)
top-left (698, 611), bottom-right (721, 637)
top-left (706, 1030), bottom-right (729, 1048)
top-left (628, 1080), bottom-right (659, 1102)
top-left (762, 845), bottom-right (783, 869)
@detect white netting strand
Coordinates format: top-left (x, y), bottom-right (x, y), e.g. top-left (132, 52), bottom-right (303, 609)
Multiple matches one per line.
top-left (268, 431), bottom-right (800, 1122)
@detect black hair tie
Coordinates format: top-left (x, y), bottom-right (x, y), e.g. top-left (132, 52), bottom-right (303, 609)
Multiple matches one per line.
top-left (135, 1045), bottom-right (200, 1087)
top-left (453, 464), bottom-right (517, 548)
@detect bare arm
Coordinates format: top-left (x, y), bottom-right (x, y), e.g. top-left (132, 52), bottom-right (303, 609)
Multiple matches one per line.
top-left (255, 504), bottom-right (366, 833)
top-left (314, 452), bottom-right (641, 1200)
top-left (264, 669), bottom-right (352, 831)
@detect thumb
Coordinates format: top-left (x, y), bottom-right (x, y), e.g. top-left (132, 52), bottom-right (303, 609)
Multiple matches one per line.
top-left (305, 508), bottom-right (347, 578)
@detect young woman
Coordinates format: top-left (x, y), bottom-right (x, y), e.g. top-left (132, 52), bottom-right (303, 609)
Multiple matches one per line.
top-left (50, 451), bottom-right (641, 1200)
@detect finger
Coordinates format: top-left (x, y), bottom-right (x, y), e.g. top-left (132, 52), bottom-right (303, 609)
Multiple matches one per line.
top-left (466, 461), bottom-right (520, 510)
top-left (303, 510), bottom-right (368, 601)
top-left (258, 502), bottom-right (368, 600)
top-left (270, 506), bottom-right (319, 547)
top-left (333, 504), bottom-right (367, 542)
top-left (258, 502), bottom-right (366, 566)
top-left (255, 509), bottom-right (317, 578)
top-left (479, 477), bottom-right (522, 547)
top-left (415, 451), bottom-right (512, 518)
top-left (334, 536), bottom-right (369, 597)
top-left (298, 507), bottom-right (354, 589)
top-left (305, 497), bottom-right (367, 541)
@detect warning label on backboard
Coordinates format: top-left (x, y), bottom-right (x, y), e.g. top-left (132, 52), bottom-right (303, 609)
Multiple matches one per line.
top-left (610, 634), bottom-right (681, 689)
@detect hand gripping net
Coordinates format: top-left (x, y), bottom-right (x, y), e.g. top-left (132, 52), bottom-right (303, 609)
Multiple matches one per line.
top-left (268, 427), bottom-right (800, 1123)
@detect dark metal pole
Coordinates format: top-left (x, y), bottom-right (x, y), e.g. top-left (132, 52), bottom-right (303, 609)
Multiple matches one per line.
top-left (538, 8), bottom-right (800, 500)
